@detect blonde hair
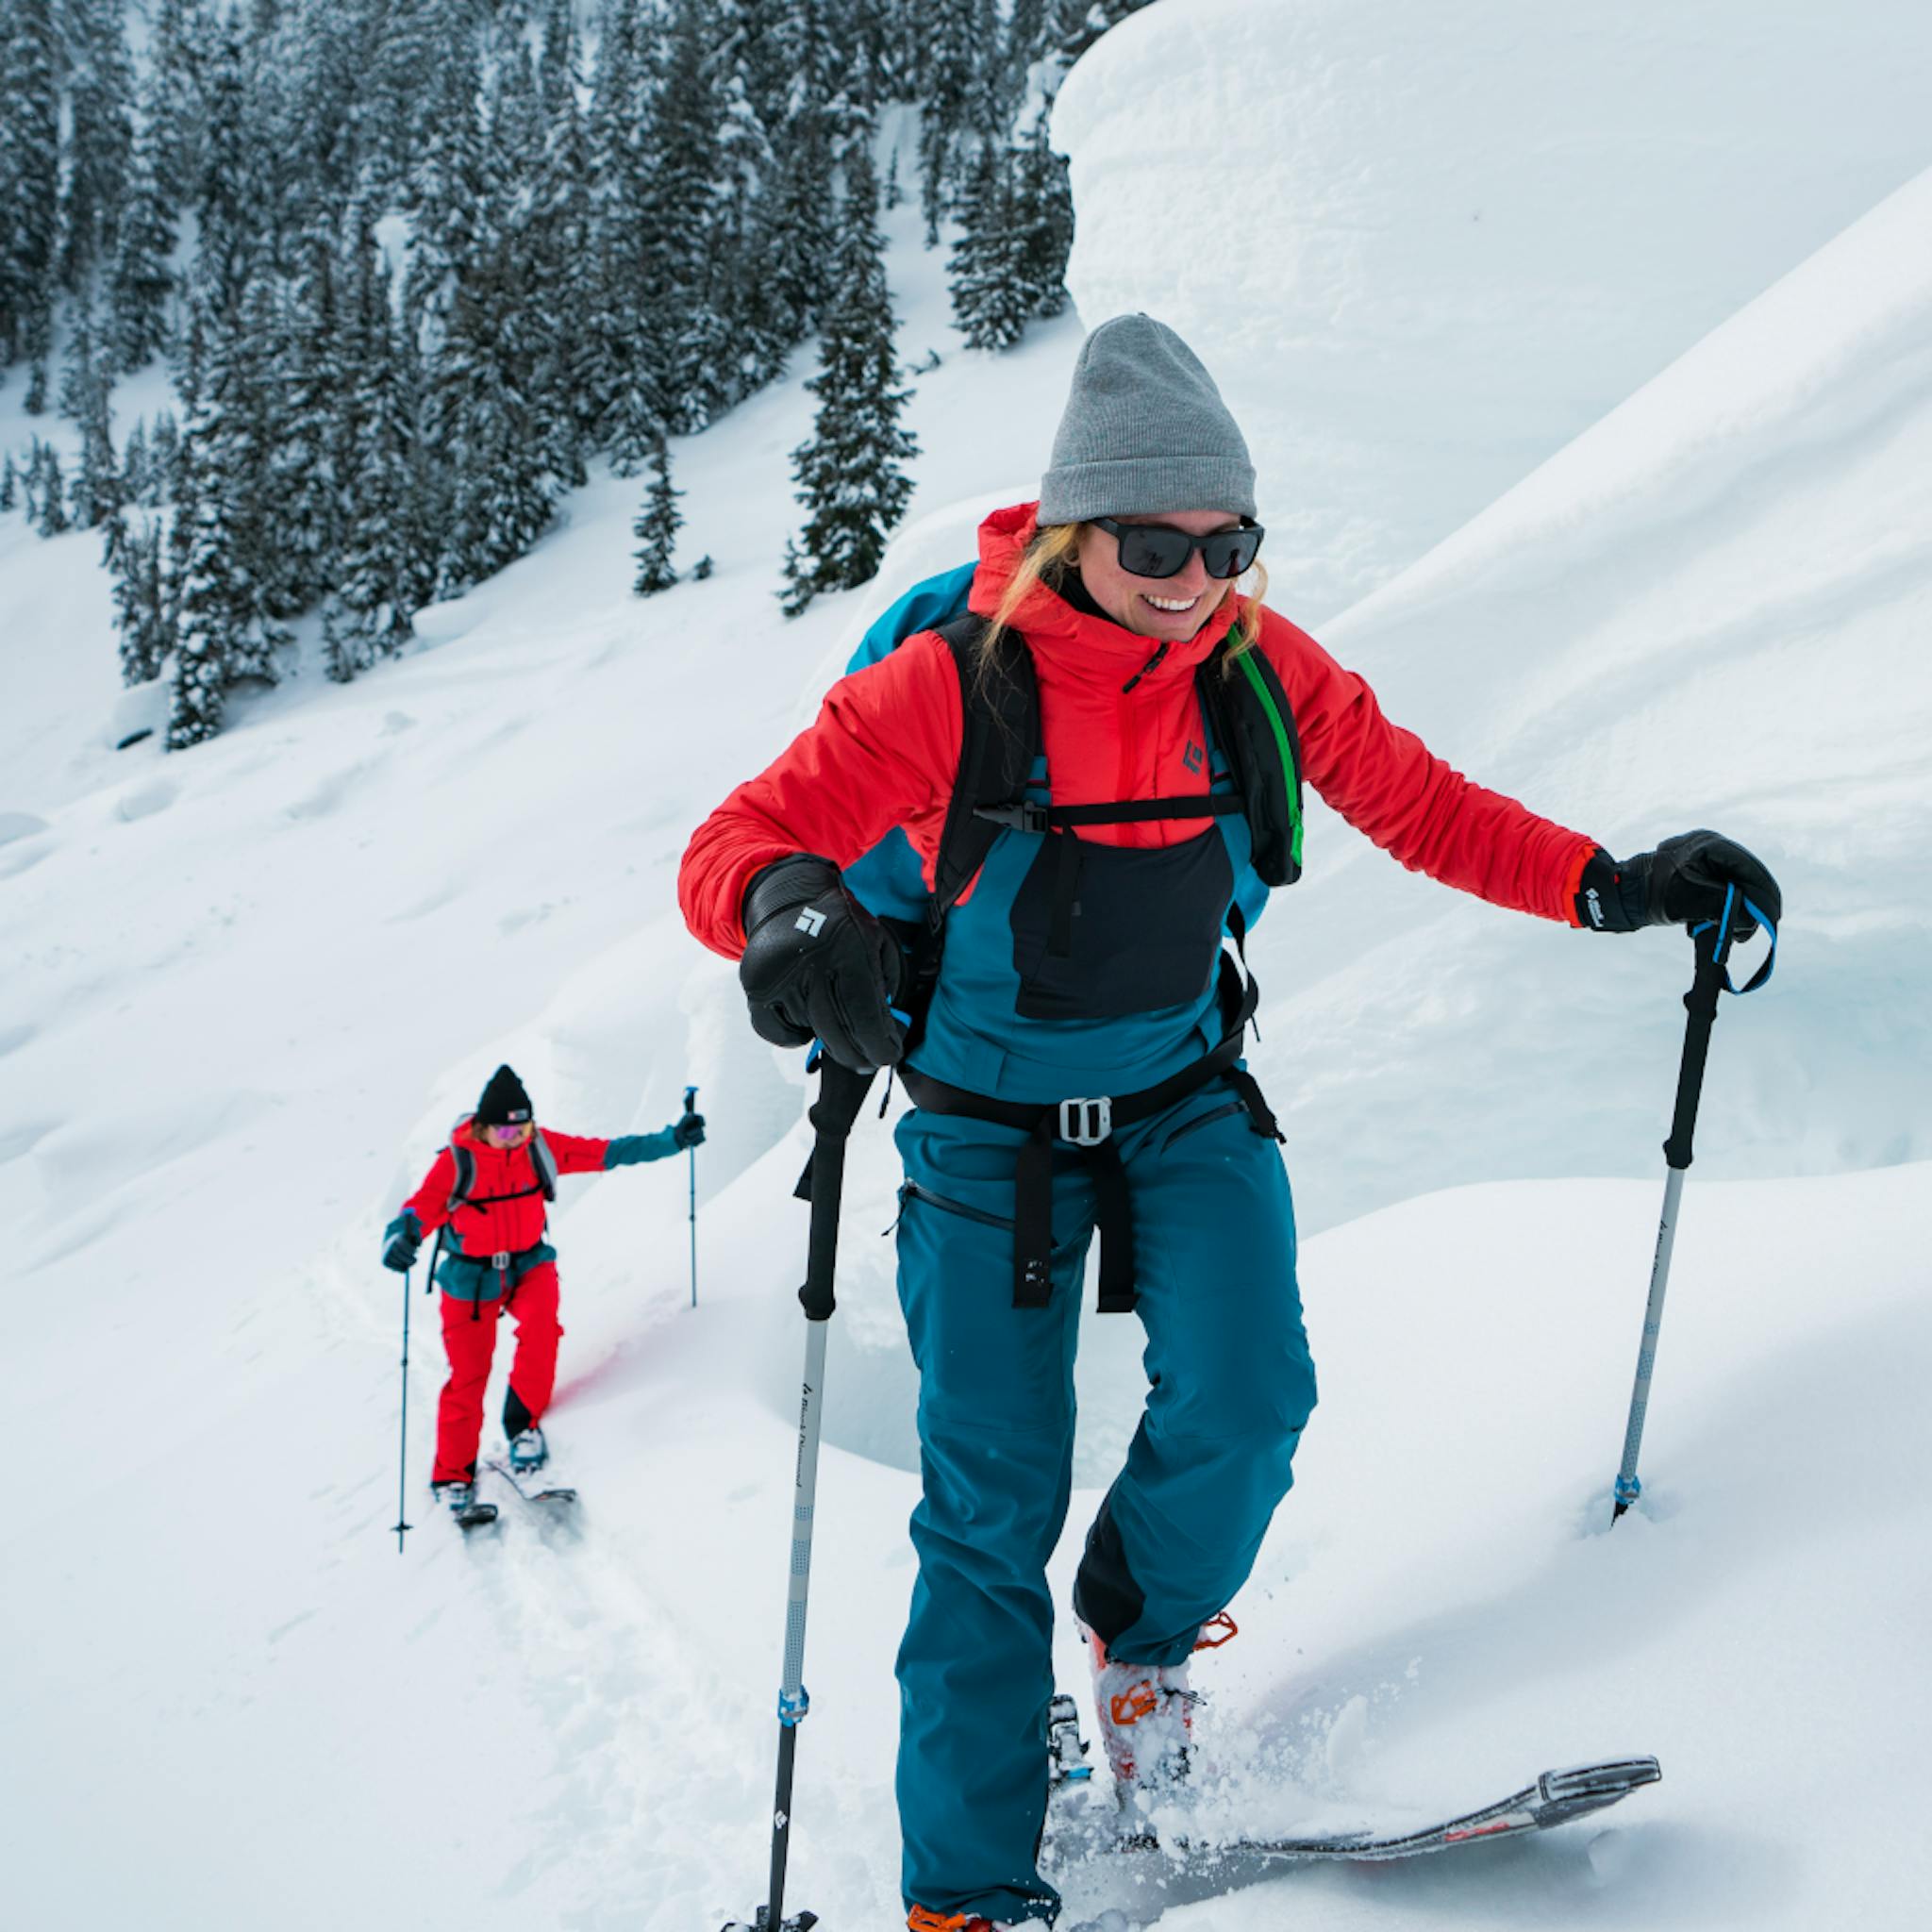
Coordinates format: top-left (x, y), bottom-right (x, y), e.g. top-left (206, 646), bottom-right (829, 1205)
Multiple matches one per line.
top-left (980, 521), bottom-right (1269, 683)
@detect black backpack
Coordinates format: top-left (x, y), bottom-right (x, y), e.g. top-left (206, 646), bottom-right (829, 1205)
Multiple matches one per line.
top-left (888, 613), bottom-right (1305, 1036)
top-left (924, 612), bottom-right (1305, 922)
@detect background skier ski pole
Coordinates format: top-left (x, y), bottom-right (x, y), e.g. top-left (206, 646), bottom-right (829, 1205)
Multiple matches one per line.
top-left (724, 1052), bottom-right (873, 1932)
top-left (392, 1264), bottom-right (413, 1554)
top-left (1612, 891), bottom-right (1777, 1524)
top-left (685, 1083), bottom-right (699, 1308)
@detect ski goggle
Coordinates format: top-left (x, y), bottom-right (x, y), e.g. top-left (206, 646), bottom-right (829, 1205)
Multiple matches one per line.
top-left (484, 1120), bottom-right (529, 1141)
top-left (1091, 515), bottom-right (1264, 581)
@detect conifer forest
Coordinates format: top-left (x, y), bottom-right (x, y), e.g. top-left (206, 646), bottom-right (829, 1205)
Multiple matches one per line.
top-left (0, 1), bottom-right (1151, 748)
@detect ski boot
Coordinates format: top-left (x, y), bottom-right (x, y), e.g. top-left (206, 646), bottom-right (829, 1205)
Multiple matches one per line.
top-left (432, 1479), bottom-right (498, 1531)
top-left (508, 1424), bottom-right (547, 1474)
top-left (906, 1911), bottom-right (1019, 1932)
top-left (1083, 1611), bottom-right (1237, 1800)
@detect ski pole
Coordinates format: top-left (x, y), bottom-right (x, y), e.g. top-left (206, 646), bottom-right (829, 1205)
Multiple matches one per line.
top-left (1610, 891), bottom-right (1776, 1524)
top-left (392, 1264), bottom-right (414, 1553)
top-left (685, 1083), bottom-right (699, 1308)
top-left (724, 1052), bottom-right (874, 1932)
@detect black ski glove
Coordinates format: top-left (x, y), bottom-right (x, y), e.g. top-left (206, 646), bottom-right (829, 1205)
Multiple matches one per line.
top-left (739, 855), bottom-right (905, 1073)
top-left (382, 1212), bottom-right (422, 1274)
top-left (1575, 831), bottom-right (1781, 939)
top-left (672, 1111), bottom-right (707, 1151)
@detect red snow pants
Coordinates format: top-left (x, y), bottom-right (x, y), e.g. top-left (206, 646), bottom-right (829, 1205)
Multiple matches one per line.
top-left (431, 1263), bottom-right (562, 1483)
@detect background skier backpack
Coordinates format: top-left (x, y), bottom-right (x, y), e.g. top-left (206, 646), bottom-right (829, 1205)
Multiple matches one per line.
top-left (443, 1114), bottom-right (558, 1215)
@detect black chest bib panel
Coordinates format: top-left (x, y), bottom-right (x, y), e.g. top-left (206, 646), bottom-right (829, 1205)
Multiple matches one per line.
top-left (1009, 825), bottom-right (1235, 1021)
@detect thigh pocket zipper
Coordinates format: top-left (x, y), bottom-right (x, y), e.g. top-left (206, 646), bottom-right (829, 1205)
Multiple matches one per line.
top-left (889, 1179), bottom-right (1015, 1235)
top-left (1160, 1098), bottom-right (1247, 1153)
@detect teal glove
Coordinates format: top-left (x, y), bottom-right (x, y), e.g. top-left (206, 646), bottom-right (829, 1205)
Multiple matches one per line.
top-left (382, 1211), bottom-right (422, 1273)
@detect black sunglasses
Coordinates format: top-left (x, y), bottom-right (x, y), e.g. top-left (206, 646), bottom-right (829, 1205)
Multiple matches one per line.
top-left (1091, 515), bottom-right (1264, 581)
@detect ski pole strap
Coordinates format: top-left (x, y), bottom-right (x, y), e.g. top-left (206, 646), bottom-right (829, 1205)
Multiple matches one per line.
top-left (797, 1056), bottom-right (877, 1322)
top-left (1663, 893), bottom-right (1776, 1170)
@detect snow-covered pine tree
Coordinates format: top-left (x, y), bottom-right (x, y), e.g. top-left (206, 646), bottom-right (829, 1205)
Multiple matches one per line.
top-left (266, 216), bottom-right (344, 618)
top-left (329, 208), bottom-right (424, 675)
top-left (194, 22), bottom-right (259, 319)
top-left (1011, 106), bottom-right (1074, 321)
top-left (58, 0), bottom-right (138, 295)
top-left (918, 4), bottom-right (990, 246)
top-left (489, 38), bottom-right (584, 491)
top-left (584, 0), bottom-right (658, 466)
top-left (106, 506), bottom-right (173, 686)
top-left (641, 0), bottom-right (737, 435)
top-left (434, 260), bottom-right (558, 595)
top-left (632, 436), bottom-right (682, 595)
top-left (71, 327), bottom-right (125, 530)
top-left (32, 441), bottom-right (69, 536)
top-left (120, 418), bottom-right (150, 504)
top-left (168, 297), bottom-right (290, 747)
top-left (0, 0), bottom-right (60, 373)
top-left (168, 348), bottom-right (241, 747)
top-left (150, 408), bottom-right (183, 504)
top-left (0, 453), bottom-right (17, 512)
top-left (751, 0), bottom-right (838, 361)
top-left (948, 140), bottom-right (1030, 351)
top-left (531, 0), bottom-right (596, 476)
top-left (145, 0), bottom-right (213, 212)
top-left (223, 275), bottom-right (295, 660)
top-left (780, 141), bottom-right (918, 615)
top-left (108, 118), bottom-right (176, 374)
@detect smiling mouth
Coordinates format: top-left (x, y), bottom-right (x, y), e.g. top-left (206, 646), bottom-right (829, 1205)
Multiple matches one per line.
top-left (1140, 591), bottom-right (1200, 613)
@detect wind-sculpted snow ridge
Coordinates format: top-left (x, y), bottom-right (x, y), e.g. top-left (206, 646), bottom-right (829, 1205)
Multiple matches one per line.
top-left (1236, 164), bottom-right (1932, 1236)
top-left (1056, 0), bottom-right (1932, 624)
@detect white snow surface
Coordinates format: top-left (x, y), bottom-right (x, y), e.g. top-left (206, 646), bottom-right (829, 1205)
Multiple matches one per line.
top-left (5, 60), bottom-right (1931, 1932)
top-left (1055, 0), bottom-right (1932, 623)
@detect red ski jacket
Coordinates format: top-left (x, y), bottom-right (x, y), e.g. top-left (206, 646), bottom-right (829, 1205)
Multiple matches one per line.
top-left (402, 1122), bottom-right (611, 1259)
top-left (681, 503), bottom-right (1596, 959)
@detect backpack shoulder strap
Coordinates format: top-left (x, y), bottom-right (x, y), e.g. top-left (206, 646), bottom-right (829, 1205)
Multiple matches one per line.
top-left (530, 1129), bottom-right (558, 1203)
top-left (446, 1123), bottom-right (476, 1214)
top-left (1198, 633), bottom-right (1307, 888)
top-left (930, 613), bottom-right (1040, 919)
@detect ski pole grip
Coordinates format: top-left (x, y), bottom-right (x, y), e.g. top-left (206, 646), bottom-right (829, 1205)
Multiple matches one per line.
top-left (1663, 923), bottom-right (1727, 1171)
top-left (798, 1058), bottom-right (875, 1322)
top-left (684, 1083), bottom-right (697, 1116)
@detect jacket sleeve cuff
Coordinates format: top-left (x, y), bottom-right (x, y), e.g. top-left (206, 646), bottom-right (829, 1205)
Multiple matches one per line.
top-left (602, 1132), bottom-right (675, 1168)
top-left (1564, 841), bottom-right (1605, 926)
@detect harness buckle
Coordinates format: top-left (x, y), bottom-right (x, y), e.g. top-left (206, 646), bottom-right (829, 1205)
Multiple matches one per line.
top-left (491, 1251), bottom-right (511, 1273)
top-left (1058, 1096), bottom-right (1112, 1146)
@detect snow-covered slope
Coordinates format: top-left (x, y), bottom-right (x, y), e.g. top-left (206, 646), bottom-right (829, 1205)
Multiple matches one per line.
top-left (1056, 0), bottom-right (1932, 622)
top-left (1241, 163), bottom-right (1932, 1235)
top-left (6, 46), bottom-right (1932, 1932)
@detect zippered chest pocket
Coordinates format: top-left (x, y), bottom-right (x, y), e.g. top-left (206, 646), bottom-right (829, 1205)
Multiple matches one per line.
top-left (1009, 826), bottom-right (1234, 1021)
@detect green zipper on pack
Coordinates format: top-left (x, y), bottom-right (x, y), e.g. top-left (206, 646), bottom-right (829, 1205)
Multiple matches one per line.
top-left (1232, 642), bottom-right (1305, 869)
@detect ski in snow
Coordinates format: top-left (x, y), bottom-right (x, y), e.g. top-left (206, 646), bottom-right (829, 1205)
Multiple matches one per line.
top-left (1042, 1692), bottom-right (1658, 1916)
top-left (482, 1457), bottom-right (578, 1510)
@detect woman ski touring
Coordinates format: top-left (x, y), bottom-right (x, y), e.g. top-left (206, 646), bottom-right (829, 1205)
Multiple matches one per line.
top-left (382, 1063), bottom-right (705, 1518)
top-left (678, 314), bottom-right (1780, 1930)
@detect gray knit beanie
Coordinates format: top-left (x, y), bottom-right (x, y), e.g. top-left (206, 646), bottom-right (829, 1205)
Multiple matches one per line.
top-left (1038, 313), bottom-right (1256, 525)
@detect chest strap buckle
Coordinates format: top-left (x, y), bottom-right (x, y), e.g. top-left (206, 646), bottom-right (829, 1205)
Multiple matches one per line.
top-left (974, 800), bottom-right (1053, 835)
top-left (1058, 1097), bottom-right (1112, 1147)
top-left (491, 1251), bottom-right (511, 1273)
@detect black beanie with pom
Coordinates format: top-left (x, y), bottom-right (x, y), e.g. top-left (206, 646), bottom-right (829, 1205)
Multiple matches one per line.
top-left (475, 1064), bottom-right (534, 1126)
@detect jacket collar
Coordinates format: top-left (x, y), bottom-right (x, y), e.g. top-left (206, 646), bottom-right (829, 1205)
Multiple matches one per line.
top-left (965, 501), bottom-right (1241, 691)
